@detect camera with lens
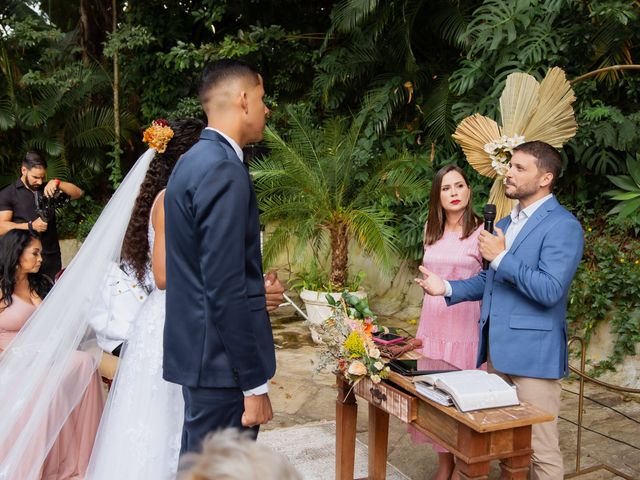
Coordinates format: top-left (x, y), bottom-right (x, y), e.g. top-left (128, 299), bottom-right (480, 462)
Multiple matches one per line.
top-left (34, 189), bottom-right (70, 222)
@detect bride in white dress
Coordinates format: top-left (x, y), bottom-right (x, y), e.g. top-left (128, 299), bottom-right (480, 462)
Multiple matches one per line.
top-left (87, 118), bottom-right (205, 479)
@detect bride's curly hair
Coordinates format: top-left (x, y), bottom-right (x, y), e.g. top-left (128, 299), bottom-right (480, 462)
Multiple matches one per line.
top-left (121, 118), bottom-right (205, 286)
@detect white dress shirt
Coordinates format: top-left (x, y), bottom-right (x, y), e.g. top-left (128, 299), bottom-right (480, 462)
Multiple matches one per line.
top-left (490, 193), bottom-right (554, 270)
top-left (204, 127), bottom-right (269, 397)
top-left (205, 127), bottom-right (244, 162)
top-left (443, 194), bottom-right (554, 296)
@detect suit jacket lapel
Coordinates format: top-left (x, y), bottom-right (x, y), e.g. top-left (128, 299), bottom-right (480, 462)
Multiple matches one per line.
top-left (200, 129), bottom-right (242, 163)
top-left (509, 196), bottom-right (559, 253)
top-left (497, 215), bottom-right (512, 234)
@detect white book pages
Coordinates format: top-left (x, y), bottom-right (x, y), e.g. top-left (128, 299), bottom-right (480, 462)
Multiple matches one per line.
top-left (414, 370), bottom-right (519, 412)
top-left (414, 382), bottom-right (453, 407)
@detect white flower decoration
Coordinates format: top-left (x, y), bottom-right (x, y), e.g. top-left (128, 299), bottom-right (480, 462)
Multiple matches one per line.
top-left (484, 134), bottom-right (525, 176)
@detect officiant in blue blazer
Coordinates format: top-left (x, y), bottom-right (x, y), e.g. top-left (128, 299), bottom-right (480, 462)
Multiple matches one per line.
top-left (163, 60), bottom-right (276, 455)
top-left (416, 141), bottom-right (583, 480)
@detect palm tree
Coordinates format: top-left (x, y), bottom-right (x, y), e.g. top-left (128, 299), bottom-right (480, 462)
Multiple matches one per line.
top-left (0, 16), bottom-right (137, 187)
top-left (251, 107), bottom-right (427, 289)
top-left (314, 0), bottom-right (474, 145)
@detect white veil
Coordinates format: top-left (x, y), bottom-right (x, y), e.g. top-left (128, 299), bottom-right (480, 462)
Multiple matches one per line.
top-left (0, 148), bottom-right (157, 479)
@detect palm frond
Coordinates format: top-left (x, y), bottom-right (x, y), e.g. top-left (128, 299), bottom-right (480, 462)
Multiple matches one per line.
top-left (428, 0), bottom-right (472, 49)
top-left (353, 154), bottom-right (427, 207)
top-left (346, 207), bottom-right (399, 273)
top-left (358, 76), bottom-right (410, 135)
top-left (332, 0), bottom-right (382, 33)
top-left (24, 132), bottom-right (64, 157)
top-left (19, 85), bottom-right (64, 127)
top-left (262, 225), bottom-right (294, 270)
top-left (0, 96), bottom-right (16, 130)
top-left (66, 107), bottom-right (116, 149)
top-left (44, 155), bottom-right (70, 180)
top-left (421, 77), bottom-right (458, 147)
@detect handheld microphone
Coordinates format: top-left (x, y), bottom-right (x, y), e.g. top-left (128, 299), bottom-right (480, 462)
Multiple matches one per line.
top-left (482, 204), bottom-right (497, 270)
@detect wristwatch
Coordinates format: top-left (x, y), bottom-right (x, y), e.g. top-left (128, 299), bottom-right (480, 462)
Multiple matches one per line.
top-left (28, 221), bottom-right (34, 234)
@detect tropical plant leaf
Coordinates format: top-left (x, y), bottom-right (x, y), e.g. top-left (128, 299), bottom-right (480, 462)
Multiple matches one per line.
top-left (610, 192), bottom-right (640, 201)
top-left (607, 175), bottom-right (638, 192)
top-left (626, 155), bottom-right (640, 187)
top-left (331, 0), bottom-right (381, 33)
top-left (0, 96), bottom-right (16, 130)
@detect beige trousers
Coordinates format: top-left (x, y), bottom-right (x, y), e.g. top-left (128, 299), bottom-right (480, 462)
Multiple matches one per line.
top-left (488, 360), bottom-right (563, 479)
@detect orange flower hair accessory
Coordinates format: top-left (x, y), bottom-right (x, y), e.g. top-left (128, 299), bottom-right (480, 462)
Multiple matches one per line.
top-left (142, 119), bottom-right (174, 153)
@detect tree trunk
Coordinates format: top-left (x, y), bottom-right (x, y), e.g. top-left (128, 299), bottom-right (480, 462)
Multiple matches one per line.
top-left (78, 0), bottom-right (110, 63)
top-left (330, 222), bottom-right (349, 290)
top-left (112, 0), bottom-right (120, 151)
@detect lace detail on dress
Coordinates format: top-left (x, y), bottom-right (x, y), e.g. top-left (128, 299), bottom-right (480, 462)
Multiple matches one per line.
top-left (87, 188), bottom-right (183, 479)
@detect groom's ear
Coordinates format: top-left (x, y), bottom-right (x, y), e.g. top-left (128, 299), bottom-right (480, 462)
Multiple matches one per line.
top-left (239, 90), bottom-right (249, 114)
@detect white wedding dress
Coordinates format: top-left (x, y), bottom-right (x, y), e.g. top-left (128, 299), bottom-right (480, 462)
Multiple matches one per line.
top-left (87, 191), bottom-right (183, 479)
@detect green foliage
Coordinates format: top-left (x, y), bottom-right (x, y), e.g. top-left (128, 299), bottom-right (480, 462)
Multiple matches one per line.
top-left (568, 225), bottom-right (640, 374)
top-left (56, 195), bottom-right (104, 240)
top-left (568, 101), bottom-right (640, 175)
top-left (314, 0), bottom-right (468, 138)
top-left (605, 154), bottom-right (640, 227)
top-left (289, 260), bottom-right (366, 293)
top-left (325, 291), bottom-right (375, 320)
top-left (0, 17), bottom-right (137, 188)
top-left (106, 142), bottom-right (124, 190)
top-left (102, 25), bottom-right (154, 58)
top-left (252, 107), bottom-right (428, 285)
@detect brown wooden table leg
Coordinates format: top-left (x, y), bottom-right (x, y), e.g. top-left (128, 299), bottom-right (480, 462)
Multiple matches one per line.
top-left (499, 425), bottom-right (532, 480)
top-left (456, 459), bottom-right (490, 480)
top-left (455, 425), bottom-right (490, 480)
top-left (336, 376), bottom-right (358, 480)
top-left (367, 402), bottom-right (389, 480)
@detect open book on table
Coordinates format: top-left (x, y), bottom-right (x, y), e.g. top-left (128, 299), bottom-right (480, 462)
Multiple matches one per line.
top-left (413, 370), bottom-right (519, 412)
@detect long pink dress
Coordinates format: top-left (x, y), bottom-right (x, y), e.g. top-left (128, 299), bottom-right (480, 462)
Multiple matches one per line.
top-left (411, 227), bottom-right (483, 447)
top-left (0, 295), bottom-right (105, 479)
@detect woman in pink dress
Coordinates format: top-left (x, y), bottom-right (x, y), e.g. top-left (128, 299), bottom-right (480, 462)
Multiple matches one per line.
top-left (412, 165), bottom-right (483, 480)
top-left (0, 229), bottom-right (104, 479)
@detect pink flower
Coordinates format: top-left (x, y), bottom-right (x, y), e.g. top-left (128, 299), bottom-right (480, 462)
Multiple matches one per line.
top-left (348, 361), bottom-right (367, 376)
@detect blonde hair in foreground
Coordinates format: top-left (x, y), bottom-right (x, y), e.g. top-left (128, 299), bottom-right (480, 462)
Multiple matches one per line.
top-left (178, 429), bottom-right (302, 480)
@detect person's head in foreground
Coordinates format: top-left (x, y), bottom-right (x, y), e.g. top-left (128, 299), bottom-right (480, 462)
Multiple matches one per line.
top-left (178, 428), bottom-right (301, 480)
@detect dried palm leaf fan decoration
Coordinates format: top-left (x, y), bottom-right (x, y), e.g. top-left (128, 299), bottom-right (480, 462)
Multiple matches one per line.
top-left (452, 67), bottom-right (577, 219)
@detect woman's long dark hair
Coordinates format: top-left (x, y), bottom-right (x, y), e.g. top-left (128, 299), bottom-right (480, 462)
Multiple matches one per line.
top-left (121, 118), bottom-right (205, 285)
top-left (424, 165), bottom-right (481, 246)
top-left (0, 229), bottom-right (52, 309)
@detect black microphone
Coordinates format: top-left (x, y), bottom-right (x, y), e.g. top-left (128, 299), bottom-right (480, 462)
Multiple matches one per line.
top-left (482, 204), bottom-right (497, 270)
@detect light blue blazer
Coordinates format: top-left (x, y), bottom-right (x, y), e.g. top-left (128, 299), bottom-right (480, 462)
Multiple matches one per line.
top-left (447, 196), bottom-right (584, 379)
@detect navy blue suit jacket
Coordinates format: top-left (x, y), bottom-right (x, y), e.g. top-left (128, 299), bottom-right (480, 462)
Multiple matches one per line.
top-left (447, 197), bottom-right (584, 379)
top-left (163, 129), bottom-right (276, 390)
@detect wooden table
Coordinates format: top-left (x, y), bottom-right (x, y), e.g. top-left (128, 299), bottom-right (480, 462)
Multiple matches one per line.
top-left (335, 372), bottom-right (554, 480)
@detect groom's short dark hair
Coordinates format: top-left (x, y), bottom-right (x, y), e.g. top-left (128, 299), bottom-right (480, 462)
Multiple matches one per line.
top-left (198, 60), bottom-right (260, 103)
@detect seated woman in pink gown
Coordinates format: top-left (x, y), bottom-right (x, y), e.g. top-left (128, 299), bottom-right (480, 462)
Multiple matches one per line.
top-left (412, 165), bottom-right (483, 480)
top-left (0, 229), bottom-right (104, 479)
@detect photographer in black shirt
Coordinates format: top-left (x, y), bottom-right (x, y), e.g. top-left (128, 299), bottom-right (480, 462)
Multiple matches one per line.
top-left (0, 151), bottom-right (83, 280)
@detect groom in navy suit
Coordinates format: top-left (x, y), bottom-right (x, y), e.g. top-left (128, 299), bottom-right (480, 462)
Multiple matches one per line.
top-left (416, 141), bottom-right (584, 479)
top-left (163, 60), bottom-right (276, 454)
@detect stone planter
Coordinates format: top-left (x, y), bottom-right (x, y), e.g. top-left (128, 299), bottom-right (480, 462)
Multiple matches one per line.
top-left (299, 288), bottom-right (367, 343)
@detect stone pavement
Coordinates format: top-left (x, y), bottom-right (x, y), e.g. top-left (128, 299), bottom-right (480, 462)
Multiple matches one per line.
top-left (264, 308), bottom-right (640, 479)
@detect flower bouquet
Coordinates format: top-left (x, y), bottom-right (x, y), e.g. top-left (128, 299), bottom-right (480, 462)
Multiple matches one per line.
top-left (316, 292), bottom-right (391, 385)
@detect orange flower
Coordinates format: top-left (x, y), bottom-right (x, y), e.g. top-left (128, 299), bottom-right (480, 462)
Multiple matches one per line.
top-left (363, 321), bottom-right (375, 335)
top-left (142, 120), bottom-right (174, 153)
